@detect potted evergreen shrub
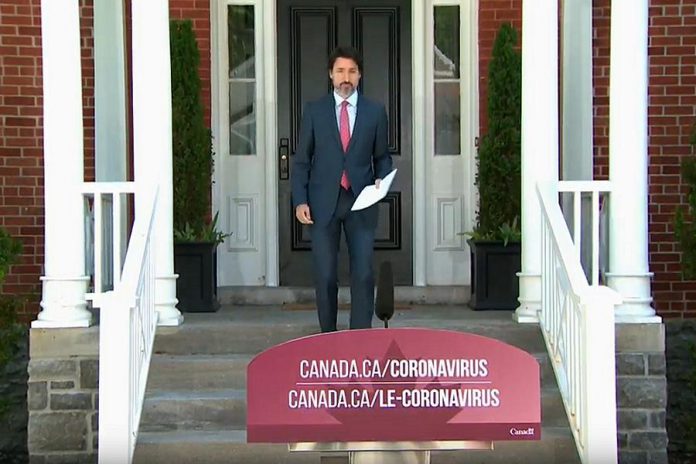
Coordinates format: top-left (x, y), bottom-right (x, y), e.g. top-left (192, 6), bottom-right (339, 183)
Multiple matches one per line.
top-left (674, 125), bottom-right (696, 278)
top-left (670, 125), bottom-right (696, 459)
top-left (0, 227), bottom-right (27, 457)
top-left (467, 23), bottom-right (522, 310)
top-left (171, 19), bottom-right (227, 312)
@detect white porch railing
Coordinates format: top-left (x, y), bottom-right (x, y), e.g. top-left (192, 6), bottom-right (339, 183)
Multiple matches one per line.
top-left (537, 181), bottom-right (621, 464)
top-left (83, 181), bottom-right (136, 296)
top-left (557, 181), bottom-right (612, 285)
top-left (91, 187), bottom-right (159, 464)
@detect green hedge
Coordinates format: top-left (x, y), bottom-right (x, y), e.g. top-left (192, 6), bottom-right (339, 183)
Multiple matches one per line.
top-left (675, 158), bottom-right (696, 278)
top-left (473, 23), bottom-right (521, 243)
top-left (170, 19), bottom-right (214, 241)
top-left (0, 227), bottom-right (23, 419)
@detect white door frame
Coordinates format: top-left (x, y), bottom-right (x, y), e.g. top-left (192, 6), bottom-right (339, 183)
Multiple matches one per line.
top-left (412, 0), bottom-right (427, 286)
top-left (260, 0), bottom-right (280, 286)
top-left (211, 0), bottom-right (477, 287)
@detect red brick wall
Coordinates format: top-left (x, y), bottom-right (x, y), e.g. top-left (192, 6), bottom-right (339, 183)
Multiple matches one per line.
top-left (647, 0), bottom-right (696, 317)
top-left (592, 1), bottom-right (610, 180)
top-left (478, 0), bottom-right (523, 134)
top-left (592, 0), bottom-right (696, 317)
top-left (81, 1), bottom-right (95, 183)
top-left (0, 0), bottom-right (44, 320)
top-left (0, 0), bottom-right (209, 320)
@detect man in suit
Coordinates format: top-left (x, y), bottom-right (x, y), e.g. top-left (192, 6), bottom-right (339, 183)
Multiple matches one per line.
top-left (292, 46), bottom-right (392, 332)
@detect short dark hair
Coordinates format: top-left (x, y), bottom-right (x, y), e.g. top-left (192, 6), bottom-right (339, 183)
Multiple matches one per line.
top-left (328, 46), bottom-right (363, 73)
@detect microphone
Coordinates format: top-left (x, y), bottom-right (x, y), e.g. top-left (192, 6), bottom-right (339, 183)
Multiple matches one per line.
top-left (374, 261), bottom-right (394, 328)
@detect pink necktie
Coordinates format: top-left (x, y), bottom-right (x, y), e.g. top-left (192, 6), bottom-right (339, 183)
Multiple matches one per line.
top-left (339, 100), bottom-right (351, 190)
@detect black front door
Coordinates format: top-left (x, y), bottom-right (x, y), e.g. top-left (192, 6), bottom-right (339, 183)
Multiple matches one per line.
top-left (277, 0), bottom-right (413, 285)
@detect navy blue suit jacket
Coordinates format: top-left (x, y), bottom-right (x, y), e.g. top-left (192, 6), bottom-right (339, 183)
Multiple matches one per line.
top-left (291, 93), bottom-right (392, 226)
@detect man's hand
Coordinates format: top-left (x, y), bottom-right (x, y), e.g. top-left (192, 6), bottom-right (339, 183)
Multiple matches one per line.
top-left (375, 178), bottom-right (382, 189)
top-left (295, 204), bottom-right (313, 224)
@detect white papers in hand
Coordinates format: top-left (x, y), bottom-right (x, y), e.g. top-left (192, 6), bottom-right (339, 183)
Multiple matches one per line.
top-left (351, 169), bottom-right (397, 211)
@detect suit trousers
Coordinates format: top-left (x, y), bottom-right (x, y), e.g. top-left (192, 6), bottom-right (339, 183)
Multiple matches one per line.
top-left (311, 187), bottom-right (375, 332)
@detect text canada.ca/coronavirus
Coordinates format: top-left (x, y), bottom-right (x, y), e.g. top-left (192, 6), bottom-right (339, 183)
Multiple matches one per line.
top-left (299, 358), bottom-right (489, 379)
top-left (288, 387), bottom-right (501, 409)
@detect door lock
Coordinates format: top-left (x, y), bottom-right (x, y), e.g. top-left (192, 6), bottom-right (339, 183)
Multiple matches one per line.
top-left (279, 137), bottom-right (289, 180)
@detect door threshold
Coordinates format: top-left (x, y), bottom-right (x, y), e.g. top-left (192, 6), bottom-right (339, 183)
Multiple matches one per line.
top-left (218, 285), bottom-right (471, 306)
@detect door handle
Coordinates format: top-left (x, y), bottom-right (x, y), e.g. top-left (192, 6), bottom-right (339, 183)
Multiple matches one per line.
top-left (279, 138), bottom-right (289, 180)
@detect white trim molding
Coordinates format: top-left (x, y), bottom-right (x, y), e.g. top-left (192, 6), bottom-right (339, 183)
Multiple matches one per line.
top-left (412, 0), bottom-right (427, 285)
top-left (262, 0), bottom-right (280, 286)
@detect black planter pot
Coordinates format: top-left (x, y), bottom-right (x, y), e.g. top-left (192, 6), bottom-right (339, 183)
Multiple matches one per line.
top-left (174, 241), bottom-right (220, 313)
top-left (468, 239), bottom-right (521, 310)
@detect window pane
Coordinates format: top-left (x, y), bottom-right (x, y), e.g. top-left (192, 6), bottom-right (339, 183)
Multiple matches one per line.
top-left (434, 6), bottom-right (460, 78)
top-left (229, 81), bottom-right (255, 155)
top-left (435, 82), bottom-right (460, 155)
top-left (228, 5), bottom-right (255, 78)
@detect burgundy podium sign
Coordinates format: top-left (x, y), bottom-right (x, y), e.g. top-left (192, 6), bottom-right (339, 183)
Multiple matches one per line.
top-left (247, 328), bottom-right (540, 443)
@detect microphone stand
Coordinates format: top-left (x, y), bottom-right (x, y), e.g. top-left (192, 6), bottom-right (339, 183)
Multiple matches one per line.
top-left (374, 261), bottom-right (394, 328)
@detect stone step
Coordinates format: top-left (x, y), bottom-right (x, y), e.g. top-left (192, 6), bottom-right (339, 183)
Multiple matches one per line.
top-left (140, 389), bottom-right (244, 432)
top-left (146, 352), bottom-right (558, 391)
top-left (154, 306), bottom-right (546, 355)
top-left (218, 286), bottom-right (471, 306)
top-left (147, 354), bottom-right (251, 391)
top-left (135, 430), bottom-right (315, 464)
top-left (134, 428), bottom-right (580, 464)
top-left (139, 305), bottom-right (578, 463)
top-left (138, 388), bottom-right (568, 432)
